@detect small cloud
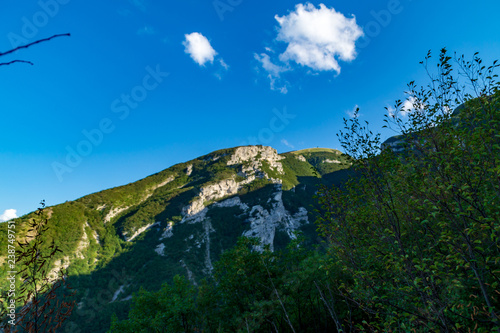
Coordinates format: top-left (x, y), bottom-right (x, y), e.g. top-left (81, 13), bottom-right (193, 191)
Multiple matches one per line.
top-left (136, 25), bottom-right (156, 36)
top-left (346, 105), bottom-right (360, 118)
top-left (183, 33), bottom-right (228, 78)
top-left (183, 32), bottom-right (219, 66)
top-left (219, 58), bottom-right (229, 70)
top-left (214, 59), bottom-right (230, 80)
top-left (281, 139), bottom-right (295, 149)
top-left (255, 53), bottom-right (286, 77)
top-left (129, 0), bottom-right (147, 12)
top-left (254, 53), bottom-right (289, 93)
top-left (0, 209), bottom-right (17, 223)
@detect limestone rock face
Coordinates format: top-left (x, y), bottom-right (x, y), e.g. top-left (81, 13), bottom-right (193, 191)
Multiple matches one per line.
top-left (243, 185), bottom-right (309, 251)
top-left (228, 146), bottom-right (284, 174)
top-left (124, 222), bottom-right (160, 242)
top-left (186, 165), bottom-right (193, 176)
top-left (181, 147), bottom-right (284, 221)
top-left (213, 197), bottom-right (249, 210)
top-left (182, 179), bottom-right (240, 218)
top-left (160, 221), bottom-right (174, 240)
top-left (105, 206), bottom-right (130, 223)
top-left (296, 155), bottom-right (306, 162)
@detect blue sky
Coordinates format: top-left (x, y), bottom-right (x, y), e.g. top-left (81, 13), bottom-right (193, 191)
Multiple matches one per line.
top-left (1, 0), bottom-right (499, 219)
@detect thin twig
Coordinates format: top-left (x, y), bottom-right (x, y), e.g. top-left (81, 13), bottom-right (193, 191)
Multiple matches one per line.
top-left (0, 60), bottom-right (34, 66)
top-left (0, 33), bottom-right (71, 57)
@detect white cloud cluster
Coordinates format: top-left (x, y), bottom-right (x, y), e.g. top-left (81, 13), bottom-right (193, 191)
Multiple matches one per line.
top-left (183, 32), bottom-right (219, 66)
top-left (255, 3), bottom-right (363, 92)
top-left (276, 3), bottom-right (363, 72)
top-left (0, 209), bottom-right (17, 222)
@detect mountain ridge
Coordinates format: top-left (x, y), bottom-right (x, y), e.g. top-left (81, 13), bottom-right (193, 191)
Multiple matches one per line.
top-left (0, 144), bottom-right (351, 332)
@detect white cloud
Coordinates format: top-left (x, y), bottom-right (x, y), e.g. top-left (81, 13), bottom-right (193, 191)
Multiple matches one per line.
top-left (275, 3), bottom-right (363, 73)
top-left (255, 53), bottom-right (286, 77)
top-left (402, 96), bottom-right (426, 117)
top-left (281, 139), bottom-right (295, 149)
top-left (136, 25), bottom-right (156, 36)
top-left (0, 209), bottom-right (17, 223)
top-left (401, 97), bottom-right (414, 116)
top-left (219, 58), bottom-right (229, 70)
top-left (255, 3), bottom-right (363, 92)
top-left (254, 53), bottom-right (289, 94)
top-left (183, 32), bottom-right (219, 66)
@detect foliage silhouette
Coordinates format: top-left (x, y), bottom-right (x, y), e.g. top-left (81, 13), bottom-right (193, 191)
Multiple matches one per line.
top-left (317, 49), bottom-right (500, 331)
top-left (1, 201), bottom-right (76, 332)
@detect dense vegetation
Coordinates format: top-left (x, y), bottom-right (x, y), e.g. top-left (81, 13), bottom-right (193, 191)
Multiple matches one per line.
top-left (316, 50), bottom-right (500, 331)
top-left (109, 50), bottom-right (500, 332)
top-left (109, 236), bottom-right (343, 333)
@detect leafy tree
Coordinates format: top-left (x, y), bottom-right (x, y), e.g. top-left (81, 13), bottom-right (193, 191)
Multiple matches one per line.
top-left (108, 274), bottom-right (197, 333)
top-left (316, 49), bottom-right (500, 331)
top-left (0, 201), bottom-right (76, 333)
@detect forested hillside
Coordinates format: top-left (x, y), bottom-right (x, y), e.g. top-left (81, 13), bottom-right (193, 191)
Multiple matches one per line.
top-left (111, 50), bottom-right (500, 332)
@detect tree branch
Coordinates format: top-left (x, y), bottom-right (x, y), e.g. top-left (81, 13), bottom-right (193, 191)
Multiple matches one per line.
top-left (0, 33), bottom-right (71, 57)
top-left (0, 60), bottom-right (34, 67)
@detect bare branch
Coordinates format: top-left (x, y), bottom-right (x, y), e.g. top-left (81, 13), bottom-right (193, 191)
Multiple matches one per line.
top-left (0, 60), bottom-right (34, 67)
top-left (0, 33), bottom-right (71, 58)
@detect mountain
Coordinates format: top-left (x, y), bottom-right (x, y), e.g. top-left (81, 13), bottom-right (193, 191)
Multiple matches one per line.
top-left (0, 145), bottom-right (352, 332)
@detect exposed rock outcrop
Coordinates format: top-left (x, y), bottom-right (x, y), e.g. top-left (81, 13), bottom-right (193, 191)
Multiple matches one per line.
top-left (296, 155), bottom-right (307, 162)
top-left (243, 185), bottom-right (309, 251)
top-left (124, 221), bottom-right (161, 242)
top-left (104, 206), bottom-right (130, 223)
top-left (186, 165), bottom-right (193, 176)
top-left (228, 146), bottom-right (284, 174)
top-left (160, 221), bottom-right (174, 240)
top-left (155, 243), bottom-right (166, 256)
